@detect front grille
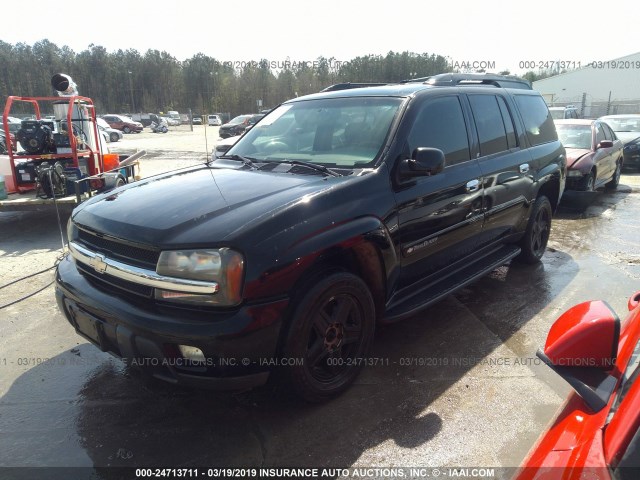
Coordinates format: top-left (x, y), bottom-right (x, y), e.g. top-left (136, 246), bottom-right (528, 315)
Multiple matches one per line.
top-left (77, 261), bottom-right (154, 298)
top-left (77, 229), bottom-right (159, 269)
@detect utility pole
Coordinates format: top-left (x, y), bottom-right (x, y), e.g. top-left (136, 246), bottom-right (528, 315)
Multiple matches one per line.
top-left (128, 71), bottom-right (136, 113)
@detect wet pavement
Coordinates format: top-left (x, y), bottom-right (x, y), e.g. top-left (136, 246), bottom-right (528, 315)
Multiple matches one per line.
top-left (2, 154), bottom-right (640, 473)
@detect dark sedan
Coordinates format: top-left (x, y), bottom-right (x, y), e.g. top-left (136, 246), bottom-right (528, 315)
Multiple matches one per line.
top-left (218, 114), bottom-right (264, 138)
top-left (556, 119), bottom-right (624, 191)
top-left (600, 114), bottom-right (640, 171)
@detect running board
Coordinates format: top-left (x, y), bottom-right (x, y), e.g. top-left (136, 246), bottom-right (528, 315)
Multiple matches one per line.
top-left (382, 245), bottom-right (521, 323)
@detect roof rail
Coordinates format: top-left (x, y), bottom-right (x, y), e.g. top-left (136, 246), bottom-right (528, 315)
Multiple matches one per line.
top-left (400, 73), bottom-right (532, 90)
top-left (320, 82), bottom-right (389, 92)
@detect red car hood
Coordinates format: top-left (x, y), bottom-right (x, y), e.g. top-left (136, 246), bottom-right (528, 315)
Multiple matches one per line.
top-left (566, 148), bottom-right (592, 169)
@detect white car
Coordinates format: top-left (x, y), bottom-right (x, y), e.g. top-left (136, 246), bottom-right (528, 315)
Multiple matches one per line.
top-left (208, 115), bottom-right (222, 126)
top-left (96, 118), bottom-right (124, 142)
top-left (212, 135), bottom-right (240, 161)
top-left (162, 116), bottom-right (181, 126)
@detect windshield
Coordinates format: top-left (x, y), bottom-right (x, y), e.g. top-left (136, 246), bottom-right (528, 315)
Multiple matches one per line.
top-left (556, 124), bottom-right (592, 150)
top-left (228, 97), bottom-right (402, 168)
top-left (601, 117), bottom-right (640, 133)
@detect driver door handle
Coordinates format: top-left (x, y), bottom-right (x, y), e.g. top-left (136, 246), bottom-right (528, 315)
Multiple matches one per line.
top-left (466, 179), bottom-right (480, 192)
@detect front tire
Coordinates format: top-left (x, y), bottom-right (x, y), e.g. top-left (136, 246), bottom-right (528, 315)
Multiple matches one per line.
top-left (517, 196), bottom-right (552, 264)
top-left (579, 171), bottom-right (595, 192)
top-left (123, 126), bottom-right (131, 134)
top-left (280, 272), bottom-right (375, 402)
top-left (110, 132), bottom-right (119, 142)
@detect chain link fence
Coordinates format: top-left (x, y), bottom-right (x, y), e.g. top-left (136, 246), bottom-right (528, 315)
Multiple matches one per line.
top-left (543, 94), bottom-right (640, 119)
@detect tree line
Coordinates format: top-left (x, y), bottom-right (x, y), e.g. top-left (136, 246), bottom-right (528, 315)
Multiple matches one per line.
top-left (0, 39), bottom-right (552, 117)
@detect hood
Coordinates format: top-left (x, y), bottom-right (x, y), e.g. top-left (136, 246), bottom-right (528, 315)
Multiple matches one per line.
top-left (565, 148), bottom-right (593, 170)
top-left (72, 164), bottom-right (342, 247)
top-left (614, 131), bottom-right (640, 145)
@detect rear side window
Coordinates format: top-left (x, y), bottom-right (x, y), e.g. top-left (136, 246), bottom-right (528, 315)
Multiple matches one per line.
top-left (468, 95), bottom-right (509, 156)
top-left (408, 96), bottom-right (471, 166)
top-left (514, 95), bottom-right (557, 146)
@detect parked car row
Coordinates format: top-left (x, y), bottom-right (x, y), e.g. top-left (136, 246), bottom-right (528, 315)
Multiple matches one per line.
top-left (552, 113), bottom-right (640, 192)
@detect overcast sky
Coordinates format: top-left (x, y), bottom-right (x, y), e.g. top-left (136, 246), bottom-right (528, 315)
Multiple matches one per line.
top-left (3, 0), bottom-right (637, 74)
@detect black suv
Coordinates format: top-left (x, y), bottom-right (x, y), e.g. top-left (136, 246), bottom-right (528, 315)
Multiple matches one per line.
top-left (56, 74), bottom-right (566, 402)
top-left (219, 114), bottom-right (264, 138)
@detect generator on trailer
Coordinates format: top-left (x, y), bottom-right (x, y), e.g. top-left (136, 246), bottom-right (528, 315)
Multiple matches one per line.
top-left (0, 74), bottom-right (141, 211)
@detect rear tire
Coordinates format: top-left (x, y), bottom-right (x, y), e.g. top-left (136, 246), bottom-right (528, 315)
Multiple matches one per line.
top-left (110, 132), bottom-right (119, 142)
top-left (516, 196), bottom-right (552, 264)
top-left (280, 272), bottom-right (375, 402)
top-left (123, 126), bottom-right (131, 134)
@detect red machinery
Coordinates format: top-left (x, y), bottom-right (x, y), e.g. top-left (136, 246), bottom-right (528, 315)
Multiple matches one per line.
top-left (1, 74), bottom-right (131, 201)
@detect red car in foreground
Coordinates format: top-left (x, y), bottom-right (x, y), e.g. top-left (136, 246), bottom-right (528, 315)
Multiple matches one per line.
top-left (515, 291), bottom-right (640, 480)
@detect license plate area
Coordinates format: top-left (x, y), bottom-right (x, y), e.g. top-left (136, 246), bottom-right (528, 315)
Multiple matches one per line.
top-left (64, 300), bottom-right (104, 349)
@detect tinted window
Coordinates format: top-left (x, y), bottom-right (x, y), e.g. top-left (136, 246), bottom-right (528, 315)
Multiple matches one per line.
top-left (469, 95), bottom-right (509, 156)
top-left (596, 123), bottom-right (606, 145)
top-left (408, 96), bottom-right (470, 166)
top-left (602, 123), bottom-right (612, 140)
top-left (603, 123), bottom-right (617, 141)
top-left (497, 97), bottom-right (517, 149)
top-left (514, 95), bottom-right (557, 146)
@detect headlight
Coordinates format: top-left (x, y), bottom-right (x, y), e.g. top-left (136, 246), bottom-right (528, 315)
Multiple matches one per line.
top-left (155, 248), bottom-right (244, 306)
top-left (567, 170), bottom-right (583, 177)
top-left (66, 218), bottom-right (76, 243)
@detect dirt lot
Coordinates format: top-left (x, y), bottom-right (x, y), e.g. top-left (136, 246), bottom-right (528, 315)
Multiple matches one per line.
top-left (2, 128), bottom-right (640, 475)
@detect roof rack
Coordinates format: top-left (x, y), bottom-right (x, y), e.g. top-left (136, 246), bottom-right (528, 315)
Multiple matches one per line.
top-left (400, 73), bottom-right (532, 90)
top-left (320, 82), bottom-right (389, 92)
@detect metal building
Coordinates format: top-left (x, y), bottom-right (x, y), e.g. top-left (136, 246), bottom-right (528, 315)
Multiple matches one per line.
top-left (532, 51), bottom-right (640, 118)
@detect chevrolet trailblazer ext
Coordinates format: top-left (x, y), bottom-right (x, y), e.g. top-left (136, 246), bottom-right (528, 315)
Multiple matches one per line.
top-left (56, 74), bottom-right (566, 402)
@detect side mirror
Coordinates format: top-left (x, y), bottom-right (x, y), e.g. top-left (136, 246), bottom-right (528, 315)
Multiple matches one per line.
top-left (597, 140), bottom-right (614, 149)
top-left (537, 300), bottom-right (620, 412)
top-left (400, 147), bottom-right (445, 179)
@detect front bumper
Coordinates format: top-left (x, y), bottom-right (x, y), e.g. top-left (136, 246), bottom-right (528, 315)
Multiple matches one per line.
top-left (55, 254), bottom-right (289, 390)
top-left (565, 170), bottom-right (589, 190)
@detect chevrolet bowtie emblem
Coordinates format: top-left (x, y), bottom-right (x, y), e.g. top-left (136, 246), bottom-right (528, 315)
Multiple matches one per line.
top-left (91, 254), bottom-right (108, 274)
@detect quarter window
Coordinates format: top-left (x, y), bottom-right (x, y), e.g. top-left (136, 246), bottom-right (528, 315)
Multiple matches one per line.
top-left (514, 95), bottom-right (558, 146)
top-left (407, 96), bottom-right (470, 166)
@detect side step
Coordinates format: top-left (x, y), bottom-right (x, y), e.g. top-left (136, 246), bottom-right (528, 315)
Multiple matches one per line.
top-left (383, 245), bottom-right (521, 323)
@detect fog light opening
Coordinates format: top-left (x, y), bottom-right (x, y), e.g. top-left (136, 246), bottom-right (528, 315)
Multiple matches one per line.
top-left (177, 345), bottom-right (207, 364)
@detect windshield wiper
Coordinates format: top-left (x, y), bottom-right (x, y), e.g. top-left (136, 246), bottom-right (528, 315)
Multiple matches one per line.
top-left (266, 159), bottom-right (341, 177)
top-left (219, 154), bottom-right (258, 169)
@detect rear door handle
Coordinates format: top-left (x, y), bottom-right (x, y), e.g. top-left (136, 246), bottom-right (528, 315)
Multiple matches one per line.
top-left (520, 163), bottom-right (530, 174)
top-left (466, 179), bottom-right (480, 192)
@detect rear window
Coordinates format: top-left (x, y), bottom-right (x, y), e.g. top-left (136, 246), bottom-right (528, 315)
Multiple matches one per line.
top-left (515, 95), bottom-right (558, 146)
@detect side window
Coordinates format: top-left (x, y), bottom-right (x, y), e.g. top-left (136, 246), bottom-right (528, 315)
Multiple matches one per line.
top-left (407, 96), bottom-right (470, 166)
top-left (604, 123), bottom-right (617, 140)
top-left (468, 95), bottom-right (509, 156)
top-left (497, 97), bottom-right (517, 149)
top-left (514, 95), bottom-right (558, 146)
top-left (602, 123), bottom-right (612, 141)
top-left (595, 123), bottom-right (606, 145)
